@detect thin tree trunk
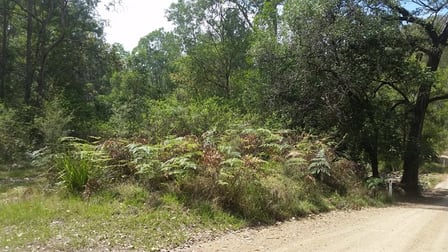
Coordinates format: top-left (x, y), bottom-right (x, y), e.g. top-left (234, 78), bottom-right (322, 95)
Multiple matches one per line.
top-left (368, 144), bottom-right (379, 178)
top-left (35, 0), bottom-right (67, 102)
top-left (37, 51), bottom-right (47, 101)
top-left (1, 0), bottom-right (10, 101)
top-left (24, 0), bottom-right (33, 105)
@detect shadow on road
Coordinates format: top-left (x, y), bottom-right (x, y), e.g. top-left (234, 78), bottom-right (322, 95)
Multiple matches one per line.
top-left (395, 188), bottom-right (448, 212)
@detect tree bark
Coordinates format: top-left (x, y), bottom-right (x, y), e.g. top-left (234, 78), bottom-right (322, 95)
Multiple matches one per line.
top-left (401, 52), bottom-right (440, 196)
top-left (387, 2), bottom-right (448, 196)
top-left (366, 141), bottom-right (379, 178)
top-left (0, 0), bottom-right (9, 101)
top-left (24, 0), bottom-right (33, 105)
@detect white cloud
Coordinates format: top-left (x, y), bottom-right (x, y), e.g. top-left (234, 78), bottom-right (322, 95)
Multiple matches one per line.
top-left (98, 0), bottom-right (175, 51)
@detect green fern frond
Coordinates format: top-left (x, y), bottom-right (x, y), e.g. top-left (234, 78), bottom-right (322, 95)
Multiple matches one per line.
top-left (308, 149), bottom-right (330, 177)
top-left (220, 158), bottom-right (244, 168)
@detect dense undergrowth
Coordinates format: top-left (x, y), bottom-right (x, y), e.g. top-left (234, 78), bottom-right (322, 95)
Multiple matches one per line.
top-left (43, 127), bottom-right (386, 221)
top-left (1, 110), bottom-right (393, 250)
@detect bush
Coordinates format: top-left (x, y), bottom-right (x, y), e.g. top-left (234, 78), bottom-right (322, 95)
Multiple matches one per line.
top-left (308, 149), bottom-right (331, 180)
top-left (145, 96), bottom-right (256, 140)
top-left (34, 98), bottom-right (73, 148)
top-left (48, 126), bottom-right (377, 223)
top-left (0, 104), bottom-right (26, 162)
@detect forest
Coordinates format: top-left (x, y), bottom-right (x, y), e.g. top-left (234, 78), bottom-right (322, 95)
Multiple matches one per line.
top-left (2, 0), bottom-right (448, 207)
top-left (3, 0), bottom-right (448, 249)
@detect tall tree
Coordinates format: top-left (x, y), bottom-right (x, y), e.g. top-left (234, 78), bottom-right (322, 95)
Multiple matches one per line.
top-left (24, 0), bottom-right (33, 104)
top-left (383, 0), bottom-right (448, 195)
top-left (131, 29), bottom-right (181, 98)
top-left (13, 0), bottom-right (105, 106)
top-left (0, 0), bottom-right (12, 101)
top-left (168, 0), bottom-right (253, 97)
top-left (263, 0), bottom-right (415, 177)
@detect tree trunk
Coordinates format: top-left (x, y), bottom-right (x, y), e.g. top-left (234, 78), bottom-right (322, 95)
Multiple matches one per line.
top-left (1, 0), bottom-right (10, 101)
top-left (401, 52), bottom-right (440, 196)
top-left (401, 88), bottom-right (429, 196)
top-left (37, 52), bottom-right (48, 101)
top-left (362, 128), bottom-right (379, 178)
top-left (24, 0), bottom-right (33, 105)
top-left (368, 145), bottom-right (379, 178)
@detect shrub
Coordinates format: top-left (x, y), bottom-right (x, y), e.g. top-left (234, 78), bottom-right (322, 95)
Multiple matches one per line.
top-left (366, 177), bottom-right (385, 196)
top-left (145, 96), bottom-right (253, 140)
top-left (108, 103), bottom-right (142, 137)
top-left (34, 98), bottom-right (73, 148)
top-left (98, 138), bottom-right (135, 180)
top-left (41, 126), bottom-right (378, 223)
top-left (0, 104), bottom-right (26, 162)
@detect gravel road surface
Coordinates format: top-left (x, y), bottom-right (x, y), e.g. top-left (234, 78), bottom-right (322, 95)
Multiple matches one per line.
top-left (180, 178), bottom-right (448, 252)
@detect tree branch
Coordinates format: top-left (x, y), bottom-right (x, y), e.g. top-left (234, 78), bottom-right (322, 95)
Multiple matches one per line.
top-left (429, 93), bottom-right (448, 103)
top-left (374, 80), bottom-right (410, 103)
top-left (390, 99), bottom-right (411, 111)
top-left (231, 1), bottom-right (254, 30)
top-left (388, 3), bottom-right (440, 46)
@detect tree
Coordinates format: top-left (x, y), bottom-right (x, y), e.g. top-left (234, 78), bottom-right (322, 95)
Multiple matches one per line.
top-left (168, 0), bottom-right (253, 97)
top-left (258, 0), bottom-right (412, 177)
top-left (0, 0), bottom-right (12, 101)
top-left (382, 0), bottom-right (448, 195)
top-left (130, 29), bottom-right (181, 98)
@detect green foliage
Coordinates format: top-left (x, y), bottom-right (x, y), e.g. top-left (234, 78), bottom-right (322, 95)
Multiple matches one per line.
top-left (50, 137), bottom-right (109, 194)
top-left (308, 149), bottom-right (331, 179)
top-left (128, 136), bottom-right (202, 187)
top-left (168, 0), bottom-right (252, 98)
top-left (146, 95), bottom-right (252, 140)
top-left (34, 98), bottom-right (73, 148)
top-left (106, 71), bottom-right (149, 136)
top-left (420, 162), bottom-right (448, 174)
top-left (5, 0), bottom-right (436, 237)
top-left (366, 177), bottom-right (386, 197)
top-left (56, 153), bottom-right (90, 194)
top-left (17, 123), bottom-right (385, 233)
top-left (131, 29), bottom-right (181, 98)
top-left (0, 104), bottom-right (26, 162)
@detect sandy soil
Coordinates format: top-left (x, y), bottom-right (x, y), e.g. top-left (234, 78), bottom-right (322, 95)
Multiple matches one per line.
top-left (178, 178), bottom-right (448, 252)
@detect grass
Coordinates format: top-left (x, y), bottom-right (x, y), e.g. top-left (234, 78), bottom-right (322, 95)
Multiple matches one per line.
top-left (0, 162), bottom-right (392, 251)
top-left (0, 164), bottom-right (46, 193)
top-left (0, 193), bottom-right (244, 250)
top-left (0, 167), bottom-right (244, 251)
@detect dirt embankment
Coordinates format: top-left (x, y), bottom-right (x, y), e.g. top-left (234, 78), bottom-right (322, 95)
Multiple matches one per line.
top-left (178, 178), bottom-right (448, 252)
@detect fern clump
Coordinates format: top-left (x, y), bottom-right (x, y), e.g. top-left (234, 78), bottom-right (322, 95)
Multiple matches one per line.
top-left (308, 149), bottom-right (331, 180)
top-left (33, 125), bottom-right (375, 223)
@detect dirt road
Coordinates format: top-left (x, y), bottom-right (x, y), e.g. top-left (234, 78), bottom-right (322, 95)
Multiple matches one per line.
top-left (181, 179), bottom-right (448, 252)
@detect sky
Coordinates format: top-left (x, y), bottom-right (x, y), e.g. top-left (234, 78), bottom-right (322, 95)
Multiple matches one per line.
top-left (98, 0), bottom-right (175, 51)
